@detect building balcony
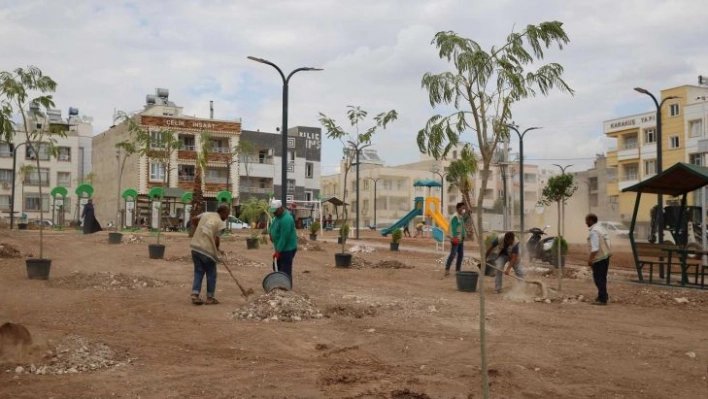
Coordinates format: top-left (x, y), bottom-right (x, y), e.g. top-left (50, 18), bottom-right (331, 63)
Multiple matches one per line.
top-left (241, 186), bottom-right (271, 194)
top-left (207, 152), bottom-right (232, 163)
top-left (177, 149), bottom-right (197, 160)
top-left (617, 148), bottom-right (639, 161)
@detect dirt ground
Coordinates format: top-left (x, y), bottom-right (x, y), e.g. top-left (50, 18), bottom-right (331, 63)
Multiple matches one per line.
top-left (0, 229), bottom-right (707, 398)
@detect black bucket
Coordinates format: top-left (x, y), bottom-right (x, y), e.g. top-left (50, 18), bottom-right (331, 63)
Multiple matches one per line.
top-left (334, 253), bottom-right (352, 268)
top-left (108, 232), bottom-right (123, 244)
top-left (309, 234), bottom-right (317, 241)
top-left (390, 242), bottom-right (399, 251)
top-left (456, 271), bottom-right (479, 292)
top-left (148, 244), bottom-right (166, 259)
top-left (262, 272), bottom-right (292, 293)
top-left (26, 259), bottom-right (51, 280)
top-left (18, 223), bottom-right (28, 230)
top-left (246, 238), bottom-right (259, 250)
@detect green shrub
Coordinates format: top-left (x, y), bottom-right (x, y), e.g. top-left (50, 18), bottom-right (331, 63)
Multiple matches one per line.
top-left (392, 228), bottom-right (403, 243)
top-left (340, 223), bottom-right (350, 238)
top-left (551, 236), bottom-right (568, 255)
top-left (309, 220), bottom-right (321, 235)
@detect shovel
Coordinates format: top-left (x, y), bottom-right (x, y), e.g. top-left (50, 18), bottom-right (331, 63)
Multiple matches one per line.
top-left (470, 256), bottom-right (551, 299)
top-left (220, 255), bottom-right (254, 298)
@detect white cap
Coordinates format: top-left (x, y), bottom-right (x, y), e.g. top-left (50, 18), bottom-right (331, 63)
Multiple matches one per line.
top-left (269, 199), bottom-right (282, 210)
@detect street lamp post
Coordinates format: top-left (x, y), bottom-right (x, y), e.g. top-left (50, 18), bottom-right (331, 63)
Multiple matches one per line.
top-left (247, 56), bottom-right (323, 208)
top-left (366, 176), bottom-right (380, 229)
top-left (634, 87), bottom-right (679, 245)
top-left (10, 142), bottom-right (28, 229)
top-left (507, 124), bottom-right (540, 245)
top-left (430, 165), bottom-right (448, 214)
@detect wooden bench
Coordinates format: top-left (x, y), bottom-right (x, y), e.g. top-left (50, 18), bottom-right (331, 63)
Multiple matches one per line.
top-left (633, 242), bottom-right (703, 285)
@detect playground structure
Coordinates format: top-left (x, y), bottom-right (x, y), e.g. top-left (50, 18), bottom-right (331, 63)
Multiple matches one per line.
top-left (380, 196), bottom-right (449, 236)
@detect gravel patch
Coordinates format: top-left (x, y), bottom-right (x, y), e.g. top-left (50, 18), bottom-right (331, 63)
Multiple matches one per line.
top-left (0, 243), bottom-right (22, 258)
top-left (232, 290), bottom-right (324, 322)
top-left (47, 271), bottom-right (166, 290)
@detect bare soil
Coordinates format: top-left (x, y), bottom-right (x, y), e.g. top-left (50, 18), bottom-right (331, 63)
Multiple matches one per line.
top-left (0, 230), bottom-right (706, 398)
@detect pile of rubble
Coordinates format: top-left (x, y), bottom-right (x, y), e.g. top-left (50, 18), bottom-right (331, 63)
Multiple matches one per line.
top-left (47, 271), bottom-right (166, 291)
top-left (302, 242), bottom-right (325, 251)
top-left (349, 244), bottom-right (376, 254)
top-left (7, 334), bottom-right (132, 375)
top-left (232, 290), bottom-right (324, 322)
top-left (351, 257), bottom-right (374, 269)
top-left (122, 234), bottom-right (144, 244)
top-left (537, 294), bottom-right (587, 304)
top-left (435, 256), bottom-right (475, 266)
top-left (0, 243), bottom-right (22, 258)
top-left (351, 258), bottom-right (413, 270)
top-left (165, 255), bottom-right (191, 263)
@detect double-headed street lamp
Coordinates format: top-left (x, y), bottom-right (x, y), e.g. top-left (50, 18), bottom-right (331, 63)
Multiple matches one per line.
top-left (365, 176), bottom-right (381, 229)
top-left (247, 56), bottom-right (323, 208)
top-left (507, 124), bottom-right (540, 241)
top-left (10, 142), bottom-right (28, 229)
top-left (634, 87), bottom-right (679, 244)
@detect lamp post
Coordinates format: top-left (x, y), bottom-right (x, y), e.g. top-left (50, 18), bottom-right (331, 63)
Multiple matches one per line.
top-left (507, 124), bottom-right (540, 246)
top-left (365, 176), bottom-right (380, 229)
top-left (430, 164), bottom-right (448, 214)
top-left (247, 56), bottom-right (322, 208)
top-left (634, 87), bottom-right (679, 244)
top-left (10, 142), bottom-right (28, 229)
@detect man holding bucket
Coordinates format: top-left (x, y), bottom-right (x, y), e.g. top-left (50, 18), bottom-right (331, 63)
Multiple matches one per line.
top-left (269, 199), bottom-right (298, 285)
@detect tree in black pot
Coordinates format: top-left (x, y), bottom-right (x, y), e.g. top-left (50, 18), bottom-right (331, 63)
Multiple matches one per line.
top-left (335, 223), bottom-right (351, 267)
top-left (390, 228), bottom-right (402, 251)
top-left (309, 220), bottom-right (321, 241)
top-left (0, 66), bottom-right (68, 279)
top-left (540, 173), bottom-right (577, 291)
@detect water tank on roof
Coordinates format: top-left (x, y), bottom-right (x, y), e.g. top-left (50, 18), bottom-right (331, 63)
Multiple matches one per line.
top-left (146, 95), bottom-right (157, 105)
top-left (156, 88), bottom-right (169, 98)
top-left (68, 107), bottom-right (79, 116)
top-left (29, 103), bottom-right (40, 112)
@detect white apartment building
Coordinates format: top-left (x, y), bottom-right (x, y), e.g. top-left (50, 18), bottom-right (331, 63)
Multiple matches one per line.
top-left (0, 107), bottom-right (93, 224)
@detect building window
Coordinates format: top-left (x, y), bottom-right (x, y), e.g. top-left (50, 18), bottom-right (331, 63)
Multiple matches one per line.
top-left (669, 103), bottom-right (679, 117)
top-left (689, 120), bottom-right (703, 138)
top-left (179, 134), bottom-right (195, 151)
top-left (150, 130), bottom-right (166, 149)
top-left (305, 162), bottom-right (313, 178)
top-left (669, 135), bottom-right (680, 149)
top-left (305, 191), bottom-right (313, 201)
top-left (0, 143), bottom-right (11, 157)
top-left (25, 193), bottom-right (49, 212)
top-left (205, 168), bottom-right (228, 183)
top-left (588, 177), bottom-right (598, 191)
top-left (0, 169), bottom-right (12, 185)
top-left (57, 172), bottom-right (71, 187)
top-left (287, 179), bottom-right (295, 194)
top-left (452, 150), bottom-right (458, 159)
top-left (0, 195), bottom-right (10, 210)
top-left (589, 193), bottom-right (599, 207)
top-left (209, 138), bottom-right (229, 153)
top-left (643, 128), bottom-right (656, 144)
top-left (383, 180), bottom-right (392, 190)
top-left (623, 134), bottom-right (638, 149)
top-left (288, 150), bottom-right (295, 162)
top-left (257, 149), bottom-right (273, 164)
top-left (622, 164), bottom-right (638, 181)
top-left (178, 165), bottom-right (195, 181)
top-left (689, 153), bottom-right (703, 166)
top-left (26, 144), bottom-right (50, 161)
top-left (644, 159), bottom-right (656, 176)
top-left (150, 162), bottom-right (165, 181)
top-left (25, 168), bottom-right (49, 186)
top-left (57, 147), bottom-right (71, 161)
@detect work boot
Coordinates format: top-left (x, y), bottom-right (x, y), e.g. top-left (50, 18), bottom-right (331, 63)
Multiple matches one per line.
top-left (444, 270), bottom-right (450, 277)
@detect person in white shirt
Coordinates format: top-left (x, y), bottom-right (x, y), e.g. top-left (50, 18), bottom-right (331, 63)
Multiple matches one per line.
top-left (585, 213), bottom-right (612, 306)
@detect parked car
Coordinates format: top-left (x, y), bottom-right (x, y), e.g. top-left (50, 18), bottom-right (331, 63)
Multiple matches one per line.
top-left (226, 217), bottom-right (250, 230)
top-left (599, 221), bottom-right (629, 238)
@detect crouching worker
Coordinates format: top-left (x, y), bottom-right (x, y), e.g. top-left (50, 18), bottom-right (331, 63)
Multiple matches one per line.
top-left (485, 231), bottom-right (525, 294)
top-left (189, 203), bottom-right (230, 305)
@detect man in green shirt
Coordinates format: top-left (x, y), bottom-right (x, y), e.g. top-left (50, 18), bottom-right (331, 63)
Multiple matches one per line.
top-left (268, 199), bottom-right (298, 285)
top-left (444, 202), bottom-right (470, 276)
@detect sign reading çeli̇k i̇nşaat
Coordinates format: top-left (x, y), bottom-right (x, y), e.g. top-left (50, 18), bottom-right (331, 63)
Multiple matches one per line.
top-left (140, 116), bottom-right (242, 132)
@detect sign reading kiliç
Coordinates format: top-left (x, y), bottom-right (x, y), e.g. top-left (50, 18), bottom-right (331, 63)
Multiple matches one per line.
top-left (140, 116), bottom-right (241, 132)
top-left (606, 114), bottom-right (656, 131)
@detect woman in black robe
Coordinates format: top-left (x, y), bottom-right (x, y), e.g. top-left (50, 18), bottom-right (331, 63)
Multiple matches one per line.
top-left (81, 199), bottom-right (102, 234)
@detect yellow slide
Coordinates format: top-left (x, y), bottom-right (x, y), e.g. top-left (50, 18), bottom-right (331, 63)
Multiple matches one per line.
top-left (424, 197), bottom-right (449, 233)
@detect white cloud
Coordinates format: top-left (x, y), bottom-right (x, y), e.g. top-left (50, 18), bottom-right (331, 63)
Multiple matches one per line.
top-left (1, 0), bottom-right (707, 176)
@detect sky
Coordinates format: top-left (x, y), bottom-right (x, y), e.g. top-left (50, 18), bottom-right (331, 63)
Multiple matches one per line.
top-left (2, 0), bottom-right (708, 176)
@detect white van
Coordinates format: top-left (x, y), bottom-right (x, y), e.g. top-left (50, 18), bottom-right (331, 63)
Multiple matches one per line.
top-left (599, 221), bottom-right (630, 238)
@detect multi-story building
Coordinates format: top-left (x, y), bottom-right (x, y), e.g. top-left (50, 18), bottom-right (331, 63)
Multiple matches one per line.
top-left (0, 107), bottom-right (93, 224)
top-left (92, 89), bottom-right (242, 225)
top-left (604, 84), bottom-right (708, 230)
top-left (239, 126), bottom-right (322, 203)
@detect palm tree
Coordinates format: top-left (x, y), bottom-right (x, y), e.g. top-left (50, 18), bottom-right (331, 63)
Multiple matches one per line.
top-left (189, 131), bottom-right (212, 237)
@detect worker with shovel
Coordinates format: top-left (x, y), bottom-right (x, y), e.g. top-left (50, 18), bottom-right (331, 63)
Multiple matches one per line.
top-left (189, 203), bottom-right (230, 305)
top-left (269, 199), bottom-right (298, 285)
top-left (486, 231), bottom-right (525, 294)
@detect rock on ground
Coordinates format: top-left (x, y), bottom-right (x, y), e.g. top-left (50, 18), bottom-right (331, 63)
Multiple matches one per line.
top-left (0, 242), bottom-right (22, 258)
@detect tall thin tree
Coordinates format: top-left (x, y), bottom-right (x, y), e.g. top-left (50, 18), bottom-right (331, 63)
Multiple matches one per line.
top-left (415, 23), bottom-right (574, 397)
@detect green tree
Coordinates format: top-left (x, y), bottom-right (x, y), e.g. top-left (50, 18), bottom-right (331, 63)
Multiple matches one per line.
top-left (540, 173), bottom-right (577, 290)
top-left (319, 106), bottom-right (398, 253)
top-left (189, 131), bottom-right (212, 237)
top-left (415, 23), bottom-right (573, 397)
top-left (445, 151), bottom-right (478, 238)
top-left (0, 66), bottom-right (65, 259)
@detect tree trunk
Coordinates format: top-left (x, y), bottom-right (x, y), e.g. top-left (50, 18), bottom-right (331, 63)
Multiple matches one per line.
top-left (557, 201), bottom-right (562, 291)
top-left (188, 163), bottom-right (204, 238)
top-left (476, 163), bottom-right (491, 396)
